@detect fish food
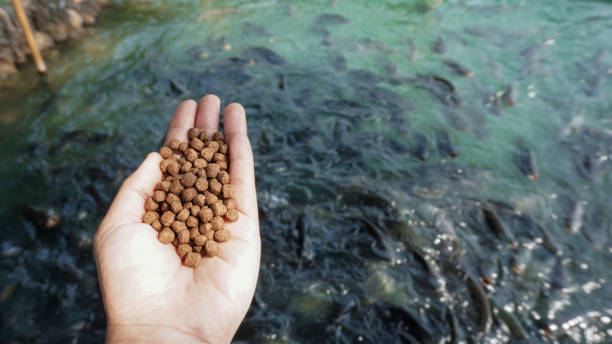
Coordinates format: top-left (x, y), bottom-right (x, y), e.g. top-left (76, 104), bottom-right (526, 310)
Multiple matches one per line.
top-left (142, 129), bottom-right (237, 268)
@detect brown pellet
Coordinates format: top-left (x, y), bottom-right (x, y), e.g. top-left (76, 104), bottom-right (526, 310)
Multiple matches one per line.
top-left (188, 128), bottom-right (201, 140)
top-left (193, 245), bottom-right (202, 253)
top-left (171, 221), bottom-right (187, 233)
top-left (151, 220), bottom-right (162, 231)
top-left (217, 170), bottom-right (230, 185)
top-left (157, 180), bottom-right (171, 193)
top-left (204, 240), bottom-right (219, 256)
top-left (195, 178), bottom-right (208, 192)
top-left (170, 201), bottom-right (182, 214)
top-left (153, 190), bottom-right (166, 203)
top-left (160, 211), bottom-right (175, 226)
top-left (201, 147), bottom-right (214, 162)
top-left (224, 199), bottom-right (236, 210)
top-left (197, 169), bottom-right (207, 178)
top-left (209, 179), bottom-right (222, 195)
top-left (199, 222), bottom-right (212, 235)
top-left (169, 180), bottom-right (184, 195)
top-left (181, 187), bottom-right (197, 202)
top-left (204, 191), bottom-right (217, 205)
top-left (179, 141), bottom-right (188, 153)
top-left (190, 205), bottom-right (201, 217)
top-left (206, 164), bottom-right (220, 178)
top-left (211, 202), bottom-right (227, 217)
top-left (199, 131), bottom-right (210, 142)
top-left (193, 158), bottom-right (207, 169)
top-left (185, 148), bottom-right (198, 162)
top-left (208, 141), bottom-right (220, 153)
top-left (169, 139), bottom-right (180, 150)
top-left (145, 197), bottom-right (158, 211)
top-left (142, 211), bottom-right (159, 224)
top-left (204, 228), bottom-right (215, 240)
top-left (193, 193), bottom-right (206, 206)
top-left (180, 172), bottom-right (197, 187)
top-left (222, 184), bottom-right (234, 199)
top-left (218, 161), bottom-right (228, 170)
top-left (177, 244), bottom-right (192, 259)
top-left (176, 209), bottom-right (190, 222)
top-left (219, 143), bottom-right (228, 154)
top-left (213, 131), bottom-right (224, 141)
top-left (199, 207), bottom-right (213, 222)
top-left (159, 146), bottom-right (173, 159)
top-left (211, 216), bottom-right (224, 231)
top-left (194, 234), bottom-right (207, 246)
top-left (158, 228), bottom-right (175, 244)
top-left (166, 192), bottom-right (180, 204)
top-left (160, 202), bottom-right (169, 212)
top-left (186, 216), bottom-right (198, 228)
top-left (190, 227), bottom-right (200, 240)
top-left (180, 161), bottom-right (193, 173)
top-left (177, 230), bottom-right (190, 244)
top-left (183, 202), bottom-right (193, 210)
top-left (213, 153), bottom-right (226, 163)
top-left (225, 208), bottom-right (239, 222)
top-left (160, 159), bottom-right (171, 173)
top-left (167, 161), bottom-right (180, 177)
top-left (214, 229), bottom-right (231, 243)
top-left (184, 252), bottom-right (201, 267)
top-left (190, 138), bottom-right (205, 151)
top-left (177, 157), bottom-right (186, 165)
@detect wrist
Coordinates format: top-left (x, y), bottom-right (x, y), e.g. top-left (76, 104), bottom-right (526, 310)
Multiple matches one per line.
top-left (106, 324), bottom-right (210, 344)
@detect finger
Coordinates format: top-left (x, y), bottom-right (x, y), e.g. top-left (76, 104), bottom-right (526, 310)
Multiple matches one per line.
top-left (164, 99), bottom-right (197, 145)
top-left (194, 94), bottom-right (221, 135)
top-left (99, 153), bottom-right (163, 231)
top-left (223, 103), bottom-right (258, 219)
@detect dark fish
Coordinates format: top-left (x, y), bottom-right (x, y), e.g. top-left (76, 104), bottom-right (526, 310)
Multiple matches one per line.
top-left (520, 42), bottom-right (546, 60)
top-left (577, 153), bottom-right (601, 181)
top-left (436, 129), bottom-right (458, 158)
top-left (296, 212), bottom-right (315, 264)
top-left (443, 59), bottom-right (473, 77)
top-left (346, 69), bottom-right (384, 85)
top-left (582, 204), bottom-right (608, 248)
top-left (442, 107), bottom-right (469, 131)
top-left (466, 274), bottom-right (492, 335)
top-left (490, 299), bottom-right (528, 339)
top-left (413, 132), bottom-right (429, 161)
top-left (482, 206), bottom-right (514, 242)
top-left (536, 223), bottom-right (562, 256)
top-left (567, 200), bottom-right (585, 234)
top-left (169, 80), bottom-right (186, 95)
top-left (375, 303), bottom-right (434, 341)
top-left (278, 75), bottom-right (285, 90)
top-left (550, 257), bottom-right (570, 293)
top-left (501, 82), bottom-right (517, 106)
top-left (244, 46), bottom-right (286, 65)
top-left (315, 13), bottom-right (350, 26)
top-left (446, 306), bottom-right (465, 343)
top-left (515, 146), bottom-right (539, 180)
top-left (0, 242), bottom-right (22, 258)
top-left (414, 75), bottom-right (462, 106)
top-left (20, 205), bottom-right (61, 229)
top-left (432, 36), bottom-right (446, 54)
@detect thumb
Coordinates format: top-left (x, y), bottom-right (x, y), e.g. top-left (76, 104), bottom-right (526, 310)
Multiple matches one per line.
top-left (98, 152), bottom-right (163, 233)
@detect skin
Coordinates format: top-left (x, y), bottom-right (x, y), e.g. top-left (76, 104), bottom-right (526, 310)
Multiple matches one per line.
top-left (94, 95), bottom-right (260, 344)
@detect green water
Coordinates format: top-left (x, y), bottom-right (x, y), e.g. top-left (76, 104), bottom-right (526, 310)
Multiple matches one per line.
top-left (1, 0), bottom-right (611, 342)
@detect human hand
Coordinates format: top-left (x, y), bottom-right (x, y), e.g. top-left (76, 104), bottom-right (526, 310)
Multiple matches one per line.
top-left (94, 95), bottom-right (260, 343)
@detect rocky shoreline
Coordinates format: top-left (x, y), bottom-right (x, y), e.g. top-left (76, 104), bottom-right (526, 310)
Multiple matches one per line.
top-left (0, 0), bottom-right (108, 82)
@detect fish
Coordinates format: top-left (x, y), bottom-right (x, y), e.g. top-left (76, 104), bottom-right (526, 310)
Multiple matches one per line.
top-left (481, 206), bottom-right (515, 243)
top-left (511, 246), bottom-right (532, 274)
top-left (550, 257), bottom-right (570, 293)
top-left (434, 209), bottom-right (459, 252)
top-left (244, 46), bottom-right (286, 65)
top-left (414, 75), bottom-right (462, 106)
top-left (296, 212), bottom-right (315, 265)
top-left (436, 129), bottom-right (458, 158)
top-left (413, 132), bottom-right (429, 161)
top-left (466, 274), bottom-right (492, 335)
top-left (346, 69), bottom-right (384, 85)
top-left (501, 82), bottom-right (517, 106)
top-left (445, 306), bottom-right (466, 343)
top-left (432, 36), bottom-right (446, 54)
top-left (330, 52), bottom-right (346, 71)
top-left (536, 223), bottom-right (562, 256)
top-left (567, 200), bottom-right (585, 234)
top-left (315, 13), bottom-right (350, 26)
top-left (443, 59), bottom-right (473, 77)
top-left (490, 299), bottom-right (528, 339)
top-left (515, 146), bottom-right (539, 180)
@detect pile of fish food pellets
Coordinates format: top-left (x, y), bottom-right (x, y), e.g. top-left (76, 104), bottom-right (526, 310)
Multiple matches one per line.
top-left (141, 128), bottom-right (238, 268)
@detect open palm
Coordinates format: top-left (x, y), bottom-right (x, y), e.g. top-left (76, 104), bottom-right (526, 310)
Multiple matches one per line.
top-left (94, 95), bottom-right (260, 343)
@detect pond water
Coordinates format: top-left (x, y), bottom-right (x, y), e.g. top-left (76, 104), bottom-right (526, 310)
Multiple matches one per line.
top-left (1, 0), bottom-right (611, 342)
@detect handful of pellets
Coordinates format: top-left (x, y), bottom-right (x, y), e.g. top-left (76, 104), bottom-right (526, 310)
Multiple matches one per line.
top-left (141, 128), bottom-right (238, 268)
